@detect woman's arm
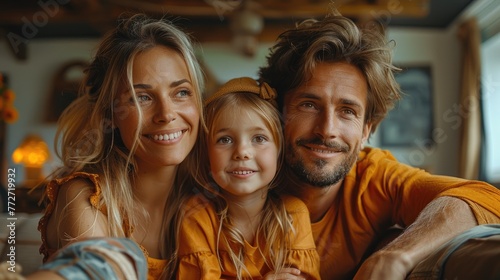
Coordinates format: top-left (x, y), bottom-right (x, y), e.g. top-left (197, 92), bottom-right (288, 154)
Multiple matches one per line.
top-left (45, 179), bottom-right (109, 251)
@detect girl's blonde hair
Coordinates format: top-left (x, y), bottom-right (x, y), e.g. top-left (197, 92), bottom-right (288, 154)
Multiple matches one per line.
top-left (50, 13), bottom-right (205, 278)
top-left (192, 78), bottom-right (295, 278)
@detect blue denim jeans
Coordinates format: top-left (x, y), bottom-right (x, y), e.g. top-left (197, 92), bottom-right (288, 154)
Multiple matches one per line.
top-left (40, 237), bottom-right (147, 280)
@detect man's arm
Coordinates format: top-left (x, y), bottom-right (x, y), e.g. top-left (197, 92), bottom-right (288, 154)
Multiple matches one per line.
top-left (354, 196), bottom-right (477, 280)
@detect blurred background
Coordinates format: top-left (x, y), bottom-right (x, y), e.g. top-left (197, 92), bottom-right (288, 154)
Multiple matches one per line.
top-left (1, 0), bottom-right (499, 190)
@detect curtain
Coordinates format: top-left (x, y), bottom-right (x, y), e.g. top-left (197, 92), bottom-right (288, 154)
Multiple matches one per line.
top-left (457, 18), bottom-right (482, 180)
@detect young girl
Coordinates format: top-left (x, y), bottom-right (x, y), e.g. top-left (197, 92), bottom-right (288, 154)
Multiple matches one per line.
top-left (177, 77), bottom-right (320, 279)
top-left (34, 14), bottom-right (205, 280)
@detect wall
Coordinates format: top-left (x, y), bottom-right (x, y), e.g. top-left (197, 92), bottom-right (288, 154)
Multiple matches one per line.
top-left (379, 27), bottom-right (462, 176)
top-left (1, 38), bottom-right (99, 183)
top-left (0, 27), bottom-right (462, 183)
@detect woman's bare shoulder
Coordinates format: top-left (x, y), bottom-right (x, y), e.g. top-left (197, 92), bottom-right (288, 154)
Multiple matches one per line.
top-left (45, 175), bottom-right (109, 250)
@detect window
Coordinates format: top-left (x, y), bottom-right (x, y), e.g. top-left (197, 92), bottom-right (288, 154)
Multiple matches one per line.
top-left (481, 32), bottom-right (500, 184)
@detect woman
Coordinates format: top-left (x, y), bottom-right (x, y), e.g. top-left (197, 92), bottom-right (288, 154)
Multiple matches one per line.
top-left (34, 13), bottom-right (204, 280)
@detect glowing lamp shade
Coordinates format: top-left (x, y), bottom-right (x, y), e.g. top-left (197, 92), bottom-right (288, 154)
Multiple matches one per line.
top-left (12, 134), bottom-right (50, 186)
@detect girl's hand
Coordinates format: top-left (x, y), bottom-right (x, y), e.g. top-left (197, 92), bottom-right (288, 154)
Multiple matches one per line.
top-left (262, 268), bottom-right (306, 280)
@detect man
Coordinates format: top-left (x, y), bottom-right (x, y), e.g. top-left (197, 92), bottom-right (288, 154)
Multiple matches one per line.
top-left (259, 11), bottom-right (500, 280)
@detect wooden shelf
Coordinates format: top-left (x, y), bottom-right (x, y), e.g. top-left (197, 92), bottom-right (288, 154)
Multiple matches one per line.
top-left (13, 186), bottom-right (46, 214)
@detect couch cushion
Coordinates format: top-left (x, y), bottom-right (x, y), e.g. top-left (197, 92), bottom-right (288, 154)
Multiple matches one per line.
top-left (0, 213), bottom-right (44, 275)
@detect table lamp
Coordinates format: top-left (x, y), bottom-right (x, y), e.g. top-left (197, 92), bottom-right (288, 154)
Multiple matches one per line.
top-left (12, 134), bottom-right (50, 187)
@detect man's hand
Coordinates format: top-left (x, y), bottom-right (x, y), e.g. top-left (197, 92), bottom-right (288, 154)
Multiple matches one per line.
top-left (354, 249), bottom-right (413, 280)
top-left (354, 196), bottom-right (477, 280)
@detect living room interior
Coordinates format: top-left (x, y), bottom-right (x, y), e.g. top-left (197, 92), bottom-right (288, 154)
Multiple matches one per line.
top-left (0, 0), bottom-right (499, 275)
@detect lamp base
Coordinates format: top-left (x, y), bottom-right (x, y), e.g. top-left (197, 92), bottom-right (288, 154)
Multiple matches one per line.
top-left (24, 166), bottom-right (43, 188)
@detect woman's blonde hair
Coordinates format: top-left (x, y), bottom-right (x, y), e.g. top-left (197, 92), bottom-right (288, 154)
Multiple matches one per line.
top-left (50, 13), bottom-right (204, 278)
top-left (192, 83), bottom-right (295, 278)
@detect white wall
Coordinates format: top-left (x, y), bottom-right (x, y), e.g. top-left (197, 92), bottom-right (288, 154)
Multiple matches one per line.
top-left (198, 43), bottom-right (273, 83)
top-left (0, 27), bottom-right (463, 183)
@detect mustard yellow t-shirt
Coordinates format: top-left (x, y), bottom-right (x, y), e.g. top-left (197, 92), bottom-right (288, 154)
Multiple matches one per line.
top-left (38, 172), bottom-right (167, 280)
top-left (312, 147), bottom-right (500, 280)
top-left (177, 193), bottom-right (321, 279)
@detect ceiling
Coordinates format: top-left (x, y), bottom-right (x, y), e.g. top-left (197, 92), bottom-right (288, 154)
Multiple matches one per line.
top-left (0, 0), bottom-right (474, 59)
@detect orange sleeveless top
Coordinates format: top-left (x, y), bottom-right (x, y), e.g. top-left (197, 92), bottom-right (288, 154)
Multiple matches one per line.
top-left (38, 172), bottom-right (168, 279)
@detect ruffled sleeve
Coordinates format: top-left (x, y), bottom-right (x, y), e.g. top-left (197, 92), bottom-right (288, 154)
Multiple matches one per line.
top-left (177, 194), bottom-right (222, 279)
top-left (177, 251), bottom-right (221, 280)
top-left (38, 172), bottom-right (103, 262)
top-left (283, 195), bottom-right (321, 280)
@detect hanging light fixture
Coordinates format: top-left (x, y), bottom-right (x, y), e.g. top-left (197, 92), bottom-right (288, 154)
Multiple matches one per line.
top-left (230, 0), bottom-right (264, 57)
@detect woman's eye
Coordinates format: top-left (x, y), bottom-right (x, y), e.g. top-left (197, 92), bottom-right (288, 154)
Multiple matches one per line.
top-left (130, 93), bottom-right (151, 104)
top-left (176, 89), bottom-right (191, 97)
top-left (137, 95), bottom-right (151, 102)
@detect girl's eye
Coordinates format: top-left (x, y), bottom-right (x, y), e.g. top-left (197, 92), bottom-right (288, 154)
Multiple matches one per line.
top-left (253, 135), bottom-right (268, 143)
top-left (216, 136), bottom-right (232, 144)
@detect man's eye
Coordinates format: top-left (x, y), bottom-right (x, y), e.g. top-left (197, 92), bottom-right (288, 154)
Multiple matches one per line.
top-left (300, 102), bottom-right (316, 110)
top-left (342, 108), bottom-right (357, 116)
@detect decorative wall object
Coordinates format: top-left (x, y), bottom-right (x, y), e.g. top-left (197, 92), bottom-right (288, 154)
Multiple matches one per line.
top-left (0, 72), bottom-right (18, 181)
top-left (46, 60), bottom-right (88, 122)
top-left (379, 66), bottom-right (434, 147)
top-left (0, 73), bottom-right (18, 124)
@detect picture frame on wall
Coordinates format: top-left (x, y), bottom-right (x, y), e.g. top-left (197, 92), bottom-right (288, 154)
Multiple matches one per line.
top-left (379, 66), bottom-right (434, 147)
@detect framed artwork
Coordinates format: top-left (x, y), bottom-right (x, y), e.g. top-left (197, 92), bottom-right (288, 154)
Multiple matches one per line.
top-left (379, 66), bottom-right (434, 147)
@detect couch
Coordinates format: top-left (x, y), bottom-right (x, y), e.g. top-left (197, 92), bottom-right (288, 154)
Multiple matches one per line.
top-left (0, 212), bottom-right (44, 275)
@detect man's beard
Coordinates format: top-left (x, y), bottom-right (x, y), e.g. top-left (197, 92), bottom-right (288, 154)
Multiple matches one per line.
top-left (285, 138), bottom-right (358, 188)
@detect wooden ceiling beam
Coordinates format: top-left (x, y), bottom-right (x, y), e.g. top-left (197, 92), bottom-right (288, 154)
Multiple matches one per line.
top-left (0, 0), bottom-right (430, 25)
top-left (1, 27), bottom-right (28, 61)
top-left (0, 0), bottom-right (430, 48)
top-left (183, 21), bottom-right (291, 43)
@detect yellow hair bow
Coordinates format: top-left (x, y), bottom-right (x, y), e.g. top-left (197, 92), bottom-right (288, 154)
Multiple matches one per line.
top-left (204, 77), bottom-right (277, 107)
